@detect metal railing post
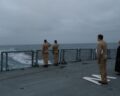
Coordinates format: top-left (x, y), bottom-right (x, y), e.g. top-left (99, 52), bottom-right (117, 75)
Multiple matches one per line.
top-left (5, 52), bottom-right (9, 71)
top-left (61, 49), bottom-right (67, 64)
top-left (90, 49), bottom-right (93, 60)
top-left (35, 51), bottom-right (38, 66)
top-left (108, 49), bottom-right (111, 59)
top-left (58, 49), bottom-right (60, 64)
top-left (92, 49), bottom-right (94, 60)
top-left (76, 49), bottom-right (79, 62)
top-left (78, 49), bottom-right (81, 61)
top-left (1, 52), bottom-right (3, 72)
top-left (93, 49), bottom-right (96, 60)
top-left (31, 50), bottom-right (34, 67)
top-left (59, 49), bottom-right (62, 64)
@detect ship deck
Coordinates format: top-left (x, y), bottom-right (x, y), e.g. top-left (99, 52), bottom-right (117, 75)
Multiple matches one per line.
top-left (0, 60), bottom-right (119, 96)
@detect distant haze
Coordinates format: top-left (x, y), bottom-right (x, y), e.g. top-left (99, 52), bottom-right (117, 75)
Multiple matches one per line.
top-left (0, 0), bottom-right (120, 45)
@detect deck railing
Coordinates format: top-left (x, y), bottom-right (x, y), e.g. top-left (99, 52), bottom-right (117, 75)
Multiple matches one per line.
top-left (0, 49), bottom-right (116, 72)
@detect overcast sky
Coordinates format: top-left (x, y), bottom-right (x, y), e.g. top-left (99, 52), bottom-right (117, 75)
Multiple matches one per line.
top-left (0, 0), bottom-right (120, 45)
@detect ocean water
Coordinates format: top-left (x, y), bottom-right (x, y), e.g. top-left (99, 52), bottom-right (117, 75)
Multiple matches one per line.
top-left (0, 43), bottom-right (117, 50)
top-left (0, 43), bottom-right (117, 71)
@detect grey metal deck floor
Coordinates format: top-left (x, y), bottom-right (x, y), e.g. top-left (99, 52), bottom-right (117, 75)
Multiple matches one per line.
top-left (0, 60), bottom-right (119, 96)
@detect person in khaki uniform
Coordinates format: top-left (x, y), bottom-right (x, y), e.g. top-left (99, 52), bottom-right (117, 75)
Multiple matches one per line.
top-left (96, 34), bottom-right (108, 84)
top-left (52, 40), bottom-right (59, 66)
top-left (42, 39), bottom-right (51, 67)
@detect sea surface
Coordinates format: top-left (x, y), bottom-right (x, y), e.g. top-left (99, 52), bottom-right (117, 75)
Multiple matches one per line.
top-left (0, 43), bottom-right (118, 51)
top-left (0, 43), bottom-right (118, 71)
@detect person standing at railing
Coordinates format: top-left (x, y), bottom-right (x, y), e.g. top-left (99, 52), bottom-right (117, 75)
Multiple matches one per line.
top-left (42, 39), bottom-right (51, 67)
top-left (115, 41), bottom-right (120, 75)
top-left (52, 40), bottom-right (59, 66)
top-left (96, 34), bottom-right (108, 85)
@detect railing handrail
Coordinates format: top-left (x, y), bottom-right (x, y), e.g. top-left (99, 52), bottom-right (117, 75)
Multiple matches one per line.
top-left (1, 50), bottom-right (34, 53)
top-left (0, 48), bottom-right (116, 72)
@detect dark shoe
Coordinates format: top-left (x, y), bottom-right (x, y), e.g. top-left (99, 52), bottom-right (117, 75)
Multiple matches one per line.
top-left (43, 65), bottom-right (48, 68)
top-left (98, 81), bottom-right (108, 85)
top-left (54, 63), bottom-right (59, 66)
top-left (115, 72), bottom-right (120, 75)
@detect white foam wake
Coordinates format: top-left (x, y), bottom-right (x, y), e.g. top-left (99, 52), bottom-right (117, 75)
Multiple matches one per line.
top-left (9, 53), bottom-right (52, 65)
top-left (0, 48), bottom-right (52, 65)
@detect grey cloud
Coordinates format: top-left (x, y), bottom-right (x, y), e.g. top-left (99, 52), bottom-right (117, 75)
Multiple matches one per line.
top-left (0, 0), bottom-right (120, 45)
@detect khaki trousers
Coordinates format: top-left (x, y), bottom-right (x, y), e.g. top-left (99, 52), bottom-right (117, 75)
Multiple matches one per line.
top-left (53, 53), bottom-right (58, 64)
top-left (43, 53), bottom-right (49, 65)
top-left (98, 58), bottom-right (107, 82)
